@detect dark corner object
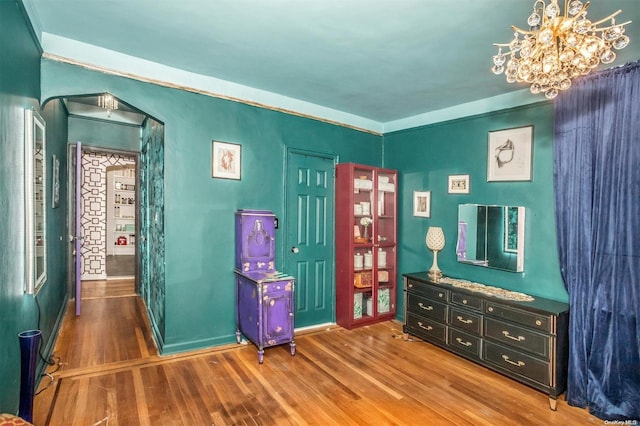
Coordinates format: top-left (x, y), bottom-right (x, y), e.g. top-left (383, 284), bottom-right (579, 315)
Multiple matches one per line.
top-left (18, 329), bottom-right (41, 424)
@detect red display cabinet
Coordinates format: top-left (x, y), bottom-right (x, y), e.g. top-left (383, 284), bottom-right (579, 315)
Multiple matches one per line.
top-left (335, 163), bottom-right (397, 329)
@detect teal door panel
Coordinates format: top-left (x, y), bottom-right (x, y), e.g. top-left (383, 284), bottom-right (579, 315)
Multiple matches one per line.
top-left (285, 150), bottom-right (335, 327)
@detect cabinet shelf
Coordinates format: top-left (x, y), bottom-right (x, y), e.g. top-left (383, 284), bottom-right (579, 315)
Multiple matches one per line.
top-left (107, 166), bottom-right (136, 256)
top-left (336, 163), bottom-right (397, 330)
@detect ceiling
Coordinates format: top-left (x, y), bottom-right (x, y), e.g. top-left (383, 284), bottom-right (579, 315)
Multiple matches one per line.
top-left (22, 0), bottom-right (640, 133)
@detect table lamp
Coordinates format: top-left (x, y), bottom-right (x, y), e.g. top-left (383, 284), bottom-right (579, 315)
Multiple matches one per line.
top-left (426, 227), bottom-right (445, 278)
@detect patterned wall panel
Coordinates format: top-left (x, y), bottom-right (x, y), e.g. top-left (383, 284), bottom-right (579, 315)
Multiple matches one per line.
top-left (81, 152), bottom-right (135, 280)
top-left (141, 118), bottom-right (166, 342)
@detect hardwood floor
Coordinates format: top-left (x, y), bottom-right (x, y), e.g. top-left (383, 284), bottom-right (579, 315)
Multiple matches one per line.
top-left (81, 279), bottom-right (137, 300)
top-left (34, 283), bottom-right (598, 425)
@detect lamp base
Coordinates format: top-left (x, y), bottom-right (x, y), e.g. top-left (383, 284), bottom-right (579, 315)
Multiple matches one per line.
top-left (428, 269), bottom-right (442, 279)
top-left (428, 250), bottom-right (442, 280)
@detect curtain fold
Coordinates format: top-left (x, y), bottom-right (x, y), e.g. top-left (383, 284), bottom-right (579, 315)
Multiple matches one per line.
top-left (553, 61), bottom-right (640, 420)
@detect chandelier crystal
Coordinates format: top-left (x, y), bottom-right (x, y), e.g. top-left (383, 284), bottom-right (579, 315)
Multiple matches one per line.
top-left (492, 0), bottom-right (631, 99)
top-left (98, 93), bottom-right (119, 116)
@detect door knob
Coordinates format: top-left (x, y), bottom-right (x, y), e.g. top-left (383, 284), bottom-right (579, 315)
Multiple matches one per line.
top-left (291, 247), bottom-right (299, 254)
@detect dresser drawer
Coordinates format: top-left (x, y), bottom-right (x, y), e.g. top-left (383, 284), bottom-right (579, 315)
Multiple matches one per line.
top-left (448, 328), bottom-right (482, 358)
top-left (406, 313), bottom-right (446, 344)
top-left (407, 293), bottom-right (448, 322)
top-left (451, 292), bottom-right (482, 311)
top-left (484, 317), bottom-right (550, 359)
top-left (448, 307), bottom-right (482, 335)
top-left (485, 301), bottom-right (552, 333)
top-left (406, 279), bottom-right (449, 302)
top-left (484, 341), bottom-right (550, 385)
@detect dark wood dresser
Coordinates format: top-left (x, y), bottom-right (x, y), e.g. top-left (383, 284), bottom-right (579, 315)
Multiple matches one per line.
top-left (403, 272), bottom-right (569, 409)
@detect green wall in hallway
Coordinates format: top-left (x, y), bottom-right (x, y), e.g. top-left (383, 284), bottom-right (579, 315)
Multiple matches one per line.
top-left (68, 116), bottom-right (141, 151)
top-left (0, 0), bottom-right (68, 413)
top-left (384, 102), bottom-right (567, 318)
top-left (41, 59), bottom-right (383, 353)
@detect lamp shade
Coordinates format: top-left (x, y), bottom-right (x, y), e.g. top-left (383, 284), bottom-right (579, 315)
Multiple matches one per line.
top-left (426, 227), bottom-right (445, 251)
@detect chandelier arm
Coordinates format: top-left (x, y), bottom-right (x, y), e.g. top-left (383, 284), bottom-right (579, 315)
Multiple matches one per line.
top-left (511, 25), bottom-right (537, 36)
top-left (593, 21), bottom-right (632, 33)
top-left (590, 10), bottom-right (622, 27)
top-left (492, 43), bottom-right (517, 56)
top-left (534, 0), bottom-right (546, 14)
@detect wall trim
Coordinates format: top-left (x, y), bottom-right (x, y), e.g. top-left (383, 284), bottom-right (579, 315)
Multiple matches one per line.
top-left (160, 334), bottom-right (238, 355)
top-left (35, 293), bottom-right (69, 383)
top-left (42, 52), bottom-right (383, 136)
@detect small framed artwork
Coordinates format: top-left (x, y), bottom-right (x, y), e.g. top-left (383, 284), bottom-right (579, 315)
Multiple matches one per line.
top-left (413, 191), bottom-right (431, 217)
top-left (487, 125), bottom-right (533, 182)
top-left (51, 154), bottom-right (60, 208)
top-left (212, 141), bottom-right (242, 180)
top-left (448, 174), bottom-right (470, 194)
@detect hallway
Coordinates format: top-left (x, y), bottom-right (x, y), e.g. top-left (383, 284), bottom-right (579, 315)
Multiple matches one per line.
top-left (33, 279), bottom-right (157, 423)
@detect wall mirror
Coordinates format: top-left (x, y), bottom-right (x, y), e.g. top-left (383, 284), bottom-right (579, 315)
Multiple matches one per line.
top-left (25, 108), bottom-right (47, 294)
top-left (456, 204), bottom-right (525, 272)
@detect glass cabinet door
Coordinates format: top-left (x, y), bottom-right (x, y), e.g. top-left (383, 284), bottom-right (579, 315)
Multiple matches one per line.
top-left (375, 169), bottom-right (396, 318)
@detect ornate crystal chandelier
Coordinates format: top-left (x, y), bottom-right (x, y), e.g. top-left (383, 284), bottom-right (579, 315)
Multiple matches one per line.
top-left (492, 0), bottom-right (631, 99)
top-left (98, 93), bottom-right (119, 116)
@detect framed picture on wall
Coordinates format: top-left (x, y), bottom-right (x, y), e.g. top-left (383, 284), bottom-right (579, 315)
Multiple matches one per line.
top-left (448, 174), bottom-right (470, 194)
top-left (413, 191), bottom-right (431, 217)
top-left (212, 141), bottom-right (242, 180)
top-left (487, 125), bottom-right (533, 182)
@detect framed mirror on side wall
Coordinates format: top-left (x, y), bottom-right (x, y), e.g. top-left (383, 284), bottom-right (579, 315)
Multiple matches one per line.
top-left (457, 204), bottom-right (525, 273)
top-left (25, 108), bottom-right (47, 294)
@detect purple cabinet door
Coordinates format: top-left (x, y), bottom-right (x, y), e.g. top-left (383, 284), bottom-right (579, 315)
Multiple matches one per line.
top-left (263, 283), bottom-right (294, 345)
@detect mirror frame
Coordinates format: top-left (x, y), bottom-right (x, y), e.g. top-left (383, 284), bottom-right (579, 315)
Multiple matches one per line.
top-left (25, 108), bottom-right (47, 294)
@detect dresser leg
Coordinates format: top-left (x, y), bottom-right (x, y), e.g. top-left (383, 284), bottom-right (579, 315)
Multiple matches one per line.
top-left (403, 333), bottom-right (409, 341)
top-left (235, 330), bottom-right (241, 344)
top-left (290, 341), bottom-right (296, 356)
top-left (549, 397), bottom-right (557, 411)
top-left (258, 348), bottom-right (264, 364)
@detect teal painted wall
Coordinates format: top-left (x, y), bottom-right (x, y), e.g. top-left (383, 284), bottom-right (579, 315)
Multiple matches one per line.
top-left (0, 0), bottom-right (68, 413)
top-left (68, 116), bottom-right (141, 151)
top-left (385, 102), bottom-right (567, 318)
top-left (41, 59), bottom-right (382, 353)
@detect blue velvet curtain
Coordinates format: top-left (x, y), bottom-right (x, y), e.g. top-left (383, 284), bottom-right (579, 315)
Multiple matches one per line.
top-left (553, 61), bottom-right (640, 421)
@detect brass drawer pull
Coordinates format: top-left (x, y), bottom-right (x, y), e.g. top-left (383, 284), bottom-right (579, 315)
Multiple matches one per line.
top-left (438, 293), bottom-right (444, 298)
top-left (456, 316), bottom-right (473, 324)
top-left (502, 331), bottom-right (525, 341)
top-left (502, 355), bottom-right (525, 367)
top-left (418, 303), bottom-right (433, 311)
top-left (462, 299), bottom-right (468, 304)
top-left (418, 322), bottom-right (433, 331)
top-left (455, 337), bottom-right (472, 347)
top-left (536, 320), bottom-right (542, 326)
top-left (488, 306), bottom-right (494, 312)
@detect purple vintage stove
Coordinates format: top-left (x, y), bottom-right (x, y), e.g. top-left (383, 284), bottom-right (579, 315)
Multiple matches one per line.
top-left (234, 209), bottom-right (295, 364)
